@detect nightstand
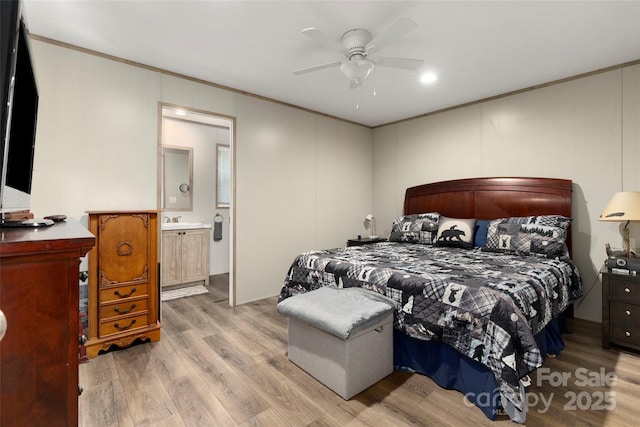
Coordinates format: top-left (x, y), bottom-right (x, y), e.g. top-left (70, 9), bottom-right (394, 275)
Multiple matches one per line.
top-left (602, 266), bottom-right (640, 351)
top-left (347, 237), bottom-right (387, 247)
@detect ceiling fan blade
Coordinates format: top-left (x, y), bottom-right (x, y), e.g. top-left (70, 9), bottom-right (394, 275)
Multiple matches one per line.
top-left (367, 17), bottom-right (417, 54)
top-left (374, 57), bottom-right (424, 70)
top-left (301, 27), bottom-right (346, 54)
top-left (293, 60), bottom-right (342, 75)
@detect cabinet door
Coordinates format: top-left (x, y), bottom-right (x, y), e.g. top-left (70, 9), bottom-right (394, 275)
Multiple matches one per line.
top-left (161, 230), bottom-right (181, 287)
top-left (181, 229), bottom-right (210, 284)
top-left (98, 214), bottom-right (150, 285)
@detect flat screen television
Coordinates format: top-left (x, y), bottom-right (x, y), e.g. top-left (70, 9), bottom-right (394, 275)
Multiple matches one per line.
top-left (0, 0), bottom-right (40, 222)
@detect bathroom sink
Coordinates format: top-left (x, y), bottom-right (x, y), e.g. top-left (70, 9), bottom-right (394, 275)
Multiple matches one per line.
top-left (161, 222), bottom-right (212, 230)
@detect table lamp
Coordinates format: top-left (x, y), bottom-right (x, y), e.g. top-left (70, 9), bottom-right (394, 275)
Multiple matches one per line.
top-left (363, 214), bottom-right (377, 238)
top-left (599, 191), bottom-right (640, 257)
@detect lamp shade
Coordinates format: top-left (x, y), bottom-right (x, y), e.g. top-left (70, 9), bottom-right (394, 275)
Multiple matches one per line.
top-left (599, 192), bottom-right (640, 222)
top-left (363, 214), bottom-right (377, 237)
top-left (363, 214), bottom-right (375, 229)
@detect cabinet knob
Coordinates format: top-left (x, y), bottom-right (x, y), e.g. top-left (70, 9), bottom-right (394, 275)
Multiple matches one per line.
top-left (78, 385), bottom-right (84, 396)
top-left (626, 310), bottom-right (632, 316)
top-left (625, 331), bottom-right (631, 337)
top-left (79, 334), bottom-right (87, 345)
top-left (0, 310), bottom-right (6, 342)
top-left (625, 287), bottom-right (631, 293)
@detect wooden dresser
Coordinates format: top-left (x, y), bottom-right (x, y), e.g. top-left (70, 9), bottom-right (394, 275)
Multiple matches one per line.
top-left (85, 211), bottom-right (161, 357)
top-left (602, 266), bottom-right (640, 351)
top-left (0, 220), bottom-right (95, 426)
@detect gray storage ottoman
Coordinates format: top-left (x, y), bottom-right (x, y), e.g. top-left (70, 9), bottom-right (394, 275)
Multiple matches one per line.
top-left (277, 286), bottom-right (396, 400)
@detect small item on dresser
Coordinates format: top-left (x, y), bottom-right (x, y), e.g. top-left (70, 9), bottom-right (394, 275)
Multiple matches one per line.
top-left (0, 218), bottom-right (53, 227)
top-left (607, 255), bottom-right (640, 274)
top-left (44, 214), bottom-right (67, 222)
top-left (2, 210), bottom-right (33, 221)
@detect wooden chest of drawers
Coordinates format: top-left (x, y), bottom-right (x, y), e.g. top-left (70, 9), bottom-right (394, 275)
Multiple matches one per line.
top-left (602, 266), bottom-right (640, 350)
top-left (85, 211), bottom-right (161, 357)
top-left (0, 220), bottom-right (95, 426)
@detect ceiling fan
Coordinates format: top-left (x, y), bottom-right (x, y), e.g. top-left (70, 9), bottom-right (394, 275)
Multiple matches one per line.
top-left (293, 17), bottom-right (424, 89)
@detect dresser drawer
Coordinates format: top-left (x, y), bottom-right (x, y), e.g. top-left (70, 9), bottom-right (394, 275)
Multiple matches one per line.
top-left (99, 297), bottom-right (148, 320)
top-left (99, 313), bottom-right (149, 337)
top-left (610, 301), bottom-right (640, 345)
top-left (611, 325), bottom-right (640, 347)
top-left (100, 283), bottom-right (148, 303)
top-left (609, 279), bottom-right (640, 303)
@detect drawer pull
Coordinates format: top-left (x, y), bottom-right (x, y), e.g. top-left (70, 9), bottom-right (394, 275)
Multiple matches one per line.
top-left (625, 331), bottom-right (631, 337)
top-left (114, 319), bottom-right (136, 331)
top-left (114, 304), bottom-right (137, 315)
top-left (625, 287), bottom-right (631, 293)
top-left (114, 288), bottom-right (136, 298)
top-left (626, 310), bottom-right (632, 316)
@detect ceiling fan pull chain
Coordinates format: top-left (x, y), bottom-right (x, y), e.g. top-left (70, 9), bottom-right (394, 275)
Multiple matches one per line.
top-left (373, 67), bottom-right (377, 96)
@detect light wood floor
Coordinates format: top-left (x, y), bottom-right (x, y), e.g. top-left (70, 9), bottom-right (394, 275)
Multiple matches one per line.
top-left (207, 273), bottom-right (229, 303)
top-left (79, 292), bottom-right (640, 426)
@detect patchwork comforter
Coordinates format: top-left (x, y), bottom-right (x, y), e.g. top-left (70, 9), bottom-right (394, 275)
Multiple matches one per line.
top-left (278, 242), bottom-right (582, 411)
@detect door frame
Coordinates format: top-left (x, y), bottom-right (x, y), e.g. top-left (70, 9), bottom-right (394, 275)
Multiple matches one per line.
top-left (157, 102), bottom-right (236, 306)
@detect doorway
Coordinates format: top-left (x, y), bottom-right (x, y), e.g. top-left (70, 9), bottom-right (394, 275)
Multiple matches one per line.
top-left (158, 103), bottom-right (235, 306)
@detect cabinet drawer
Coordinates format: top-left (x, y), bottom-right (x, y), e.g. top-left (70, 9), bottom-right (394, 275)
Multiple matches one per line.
top-left (610, 301), bottom-right (640, 345)
top-left (610, 279), bottom-right (640, 303)
top-left (100, 283), bottom-right (148, 303)
top-left (99, 313), bottom-right (149, 337)
top-left (99, 297), bottom-right (148, 320)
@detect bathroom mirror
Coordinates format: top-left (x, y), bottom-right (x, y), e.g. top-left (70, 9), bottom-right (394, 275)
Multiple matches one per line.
top-left (163, 145), bottom-right (193, 211)
top-left (217, 144), bottom-right (231, 208)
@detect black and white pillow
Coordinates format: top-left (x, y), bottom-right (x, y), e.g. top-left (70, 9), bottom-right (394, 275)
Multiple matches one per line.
top-left (484, 215), bottom-right (571, 258)
top-left (434, 217), bottom-right (477, 249)
top-left (388, 213), bottom-right (440, 244)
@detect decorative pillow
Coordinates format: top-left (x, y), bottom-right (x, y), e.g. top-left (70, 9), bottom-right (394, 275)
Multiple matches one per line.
top-left (388, 213), bottom-right (440, 244)
top-left (434, 217), bottom-right (477, 249)
top-left (483, 215), bottom-right (571, 258)
top-left (474, 219), bottom-right (490, 248)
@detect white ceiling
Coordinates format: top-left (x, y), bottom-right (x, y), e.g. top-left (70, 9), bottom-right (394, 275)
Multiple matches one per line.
top-left (22, 1), bottom-right (640, 128)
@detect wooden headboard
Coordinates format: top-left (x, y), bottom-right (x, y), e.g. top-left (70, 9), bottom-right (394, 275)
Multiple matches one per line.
top-left (404, 177), bottom-right (572, 220)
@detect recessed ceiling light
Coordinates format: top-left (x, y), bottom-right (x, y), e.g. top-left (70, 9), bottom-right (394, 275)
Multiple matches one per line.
top-left (420, 72), bottom-right (438, 84)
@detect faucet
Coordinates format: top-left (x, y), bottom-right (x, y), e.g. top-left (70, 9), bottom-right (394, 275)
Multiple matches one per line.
top-left (164, 216), bottom-right (171, 223)
top-left (172, 216), bottom-right (181, 223)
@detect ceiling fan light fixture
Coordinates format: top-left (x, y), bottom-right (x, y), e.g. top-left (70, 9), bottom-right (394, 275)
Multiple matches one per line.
top-left (340, 59), bottom-right (374, 82)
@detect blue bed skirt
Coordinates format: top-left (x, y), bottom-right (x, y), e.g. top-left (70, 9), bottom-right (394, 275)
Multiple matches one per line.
top-left (393, 315), bottom-right (565, 420)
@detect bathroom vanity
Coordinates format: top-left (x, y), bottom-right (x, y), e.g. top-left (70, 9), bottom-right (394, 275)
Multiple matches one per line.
top-left (161, 222), bottom-right (211, 288)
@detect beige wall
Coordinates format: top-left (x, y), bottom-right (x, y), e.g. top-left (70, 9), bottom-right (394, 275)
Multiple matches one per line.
top-left (29, 40), bottom-right (373, 305)
top-left (373, 64), bottom-right (640, 323)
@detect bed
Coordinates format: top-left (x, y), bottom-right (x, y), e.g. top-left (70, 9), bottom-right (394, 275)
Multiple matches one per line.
top-left (278, 177), bottom-right (582, 422)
